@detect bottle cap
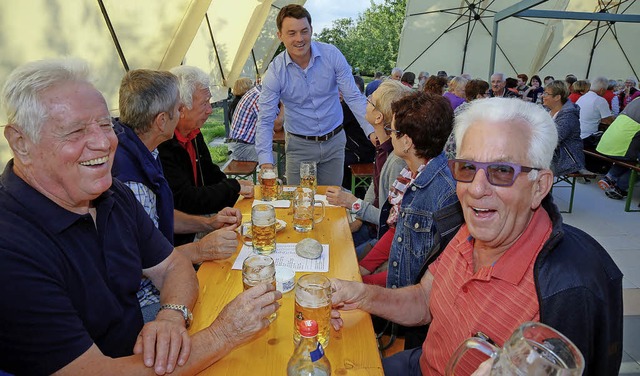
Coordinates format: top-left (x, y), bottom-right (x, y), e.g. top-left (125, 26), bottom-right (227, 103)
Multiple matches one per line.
top-left (298, 319), bottom-right (319, 337)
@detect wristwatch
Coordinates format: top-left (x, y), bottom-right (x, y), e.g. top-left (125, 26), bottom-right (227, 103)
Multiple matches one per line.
top-left (159, 304), bottom-right (193, 328)
top-left (350, 199), bottom-right (362, 213)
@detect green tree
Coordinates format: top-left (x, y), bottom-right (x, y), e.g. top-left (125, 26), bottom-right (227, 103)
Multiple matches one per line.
top-left (315, 0), bottom-right (406, 76)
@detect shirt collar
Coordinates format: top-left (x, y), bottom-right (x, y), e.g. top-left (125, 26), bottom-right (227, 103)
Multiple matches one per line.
top-left (284, 41), bottom-right (320, 68)
top-left (174, 128), bottom-right (200, 145)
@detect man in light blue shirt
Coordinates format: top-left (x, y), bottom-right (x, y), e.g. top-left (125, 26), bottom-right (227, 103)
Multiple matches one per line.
top-left (255, 4), bottom-right (375, 185)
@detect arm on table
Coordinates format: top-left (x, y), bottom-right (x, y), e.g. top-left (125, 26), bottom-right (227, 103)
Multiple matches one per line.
top-left (173, 207), bottom-right (241, 234)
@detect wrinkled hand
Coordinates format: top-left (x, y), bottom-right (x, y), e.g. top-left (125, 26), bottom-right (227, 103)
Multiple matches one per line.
top-left (325, 186), bottom-right (356, 208)
top-left (208, 207), bottom-right (241, 230)
top-left (238, 180), bottom-right (254, 198)
top-left (134, 313), bottom-right (191, 375)
top-left (330, 278), bottom-right (367, 331)
top-left (470, 358), bottom-right (493, 376)
top-left (196, 228), bottom-right (238, 262)
top-left (349, 218), bottom-right (363, 233)
top-left (213, 283), bottom-right (282, 347)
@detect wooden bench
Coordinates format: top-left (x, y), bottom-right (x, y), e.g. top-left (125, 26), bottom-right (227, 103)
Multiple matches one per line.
top-left (223, 160), bottom-right (258, 184)
top-left (583, 149), bottom-right (640, 212)
top-left (350, 163), bottom-right (374, 194)
top-left (552, 172), bottom-right (597, 213)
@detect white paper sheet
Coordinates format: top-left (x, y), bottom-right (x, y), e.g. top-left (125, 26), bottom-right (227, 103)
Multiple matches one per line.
top-left (232, 243), bottom-right (329, 272)
top-left (314, 194), bottom-right (338, 207)
top-left (251, 199), bottom-right (291, 208)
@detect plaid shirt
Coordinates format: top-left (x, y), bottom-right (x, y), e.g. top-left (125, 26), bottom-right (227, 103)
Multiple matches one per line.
top-left (229, 85), bottom-right (261, 143)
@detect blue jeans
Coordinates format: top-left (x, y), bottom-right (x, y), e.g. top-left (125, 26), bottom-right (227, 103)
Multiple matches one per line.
top-left (284, 130), bottom-right (346, 186)
top-left (382, 347), bottom-right (423, 376)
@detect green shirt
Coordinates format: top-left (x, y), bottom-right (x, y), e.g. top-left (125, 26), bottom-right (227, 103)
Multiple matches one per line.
top-left (596, 114), bottom-right (640, 156)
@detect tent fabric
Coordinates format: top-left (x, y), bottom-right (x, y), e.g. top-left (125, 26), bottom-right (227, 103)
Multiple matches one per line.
top-left (397, 0), bottom-right (640, 81)
top-left (0, 0), bottom-right (301, 167)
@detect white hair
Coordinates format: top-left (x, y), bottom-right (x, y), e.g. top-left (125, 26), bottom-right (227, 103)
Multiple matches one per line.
top-left (2, 58), bottom-right (94, 142)
top-left (391, 67), bottom-right (404, 76)
top-left (169, 65), bottom-right (211, 109)
top-left (590, 76), bottom-right (609, 92)
top-left (490, 72), bottom-right (505, 81)
top-left (454, 97), bottom-right (558, 173)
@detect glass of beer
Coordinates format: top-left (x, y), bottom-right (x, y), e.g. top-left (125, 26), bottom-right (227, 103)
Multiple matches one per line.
top-left (292, 187), bottom-right (325, 232)
top-left (299, 161), bottom-right (317, 194)
top-left (251, 204), bottom-right (277, 254)
top-left (259, 167), bottom-right (282, 201)
top-left (293, 274), bottom-right (332, 348)
top-left (242, 254), bottom-right (277, 321)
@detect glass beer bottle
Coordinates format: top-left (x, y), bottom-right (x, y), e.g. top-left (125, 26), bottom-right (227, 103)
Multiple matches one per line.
top-left (287, 320), bottom-right (331, 376)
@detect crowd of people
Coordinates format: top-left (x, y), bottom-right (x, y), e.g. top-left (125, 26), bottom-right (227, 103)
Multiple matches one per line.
top-left (0, 3), bottom-right (631, 376)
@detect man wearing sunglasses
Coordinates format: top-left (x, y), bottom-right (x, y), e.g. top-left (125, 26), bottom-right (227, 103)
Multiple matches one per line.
top-left (329, 98), bottom-right (622, 375)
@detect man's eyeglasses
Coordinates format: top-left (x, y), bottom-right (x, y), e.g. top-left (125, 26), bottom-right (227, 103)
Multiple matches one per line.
top-left (366, 94), bottom-right (377, 109)
top-left (447, 159), bottom-right (540, 187)
top-left (383, 125), bottom-right (402, 136)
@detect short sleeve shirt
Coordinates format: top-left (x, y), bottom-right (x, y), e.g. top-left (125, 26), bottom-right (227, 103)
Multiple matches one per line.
top-left (0, 161), bottom-right (173, 375)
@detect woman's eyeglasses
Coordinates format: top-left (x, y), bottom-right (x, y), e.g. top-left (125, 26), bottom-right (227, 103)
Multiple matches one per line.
top-left (366, 94), bottom-right (377, 109)
top-left (383, 125), bottom-right (402, 136)
top-left (447, 159), bottom-right (540, 187)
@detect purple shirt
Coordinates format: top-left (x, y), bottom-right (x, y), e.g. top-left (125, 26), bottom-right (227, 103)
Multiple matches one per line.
top-left (443, 92), bottom-right (466, 111)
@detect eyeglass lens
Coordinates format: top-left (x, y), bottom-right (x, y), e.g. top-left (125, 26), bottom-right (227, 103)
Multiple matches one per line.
top-left (449, 160), bottom-right (519, 186)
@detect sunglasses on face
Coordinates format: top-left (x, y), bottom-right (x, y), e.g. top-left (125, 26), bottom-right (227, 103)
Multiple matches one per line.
top-left (447, 159), bottom-right (540, 187)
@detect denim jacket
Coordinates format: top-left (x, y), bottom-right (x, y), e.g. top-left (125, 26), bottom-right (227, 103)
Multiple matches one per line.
top-left (386, 153), bottom-right (459, 289)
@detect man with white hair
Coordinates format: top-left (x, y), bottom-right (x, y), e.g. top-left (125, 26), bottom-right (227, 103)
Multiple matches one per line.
top-left (488, 72), bottom-right (519, 98)
top-left (390, 67), bottom-right (404, 81)
top-left (417, 71), bottom-right (430, 91)
top-left (329, 98), bottom-right (622, 376)
top-left (576, 76), bottom-right (615, 140)
top-left (0, 58), bottom-right (281, 375)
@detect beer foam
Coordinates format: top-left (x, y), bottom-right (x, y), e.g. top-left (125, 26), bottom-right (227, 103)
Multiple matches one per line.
top-left (261, 170), bottom-right (276, 179)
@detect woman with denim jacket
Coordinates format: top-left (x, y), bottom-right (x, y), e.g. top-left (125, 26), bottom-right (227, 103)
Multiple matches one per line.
top-left (543, 80), bottom-right (586, 176)
top-left (359, 92), bottom-right (459, 288)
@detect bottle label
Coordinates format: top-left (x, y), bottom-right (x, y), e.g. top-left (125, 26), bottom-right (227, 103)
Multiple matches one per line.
top-left (310, 342), bottom-right (325, 362)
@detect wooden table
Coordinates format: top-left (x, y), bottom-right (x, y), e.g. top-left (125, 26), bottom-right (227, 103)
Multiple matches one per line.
top-left (190, 186), bottom-right (383, 375)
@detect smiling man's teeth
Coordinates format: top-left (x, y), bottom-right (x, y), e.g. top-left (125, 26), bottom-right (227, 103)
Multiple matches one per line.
top-left (80, 156), bottom-right (108, 166)
top-left (472, 207), bottom-right (491, 214)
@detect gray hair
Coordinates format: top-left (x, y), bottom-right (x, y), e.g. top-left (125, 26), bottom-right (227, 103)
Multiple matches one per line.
top-left (454, 98), bottom-right (558, 173)
top-left (119, 69), bottom-right (179, 135)
top-left (391, 67), bottom-right (404, 77)
top-left (169, 65), bottom-right (210, 110)
top-left (590, 76), bottom-right (609, 92)
top-left (490, 72), bottom-right (505, 82)
top-left (2, 58), bottom-right (94, 142)
top-left (448, 76), bottom-right (468, 93)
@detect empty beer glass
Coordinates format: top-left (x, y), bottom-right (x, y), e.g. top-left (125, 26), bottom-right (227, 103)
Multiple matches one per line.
top-left (259, 167), bottom-right (282, 201)
top-left (242, 254), bottom-right (277, 321)
top-left (292, 187), bottom-right (325, 232)
top-left (293, 274), bottom-right (332, 348)
top-left (299, 161), bottom-right (317, 194)
top-left (250, 204), bottom-right (277, 255)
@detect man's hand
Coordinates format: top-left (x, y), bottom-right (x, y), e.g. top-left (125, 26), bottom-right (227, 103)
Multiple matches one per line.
top-left (260, 163), bottom-right (274, 170)
top-left (211, 283), bottom-right (282, 347)
top-left (349, 218), bottom-right (363, 233)
top-left (330, 278), bottom-right (368, 331)
top-left (368, 132), bottom-right (378, 146)
top-left (194, 228), bottom-right (238, 263)
top-left (134, 310), bottom-right (191, 375)
top-left (238, 180), bottom-right (254, 198)
top-left (325, 186), bottom-right (357, 208)
top-left (207, 207), bottom-right (241, 231)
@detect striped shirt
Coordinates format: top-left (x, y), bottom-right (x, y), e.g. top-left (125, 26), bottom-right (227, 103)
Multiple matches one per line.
top-left (421, 208), bottom-right (552, 375)
top-left (229, 85), bottom-right (261, 143)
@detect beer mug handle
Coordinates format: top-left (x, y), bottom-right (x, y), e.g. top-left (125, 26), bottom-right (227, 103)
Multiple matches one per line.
top-left (240, 223), bottom-right (253, 246)
top-left (445, 338), bottom-right (498, 376)
top-left (314, 201), bottom-right (325, 224)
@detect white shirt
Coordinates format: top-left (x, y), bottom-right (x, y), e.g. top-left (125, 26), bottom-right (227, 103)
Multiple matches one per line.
top-left (576, 91), bottom-right (612, 139)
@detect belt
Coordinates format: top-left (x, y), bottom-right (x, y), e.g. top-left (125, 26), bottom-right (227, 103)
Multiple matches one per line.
top-left (288, 125), bottom-right (344, 142)
top-left (227, 138), bottom-right (252, 144)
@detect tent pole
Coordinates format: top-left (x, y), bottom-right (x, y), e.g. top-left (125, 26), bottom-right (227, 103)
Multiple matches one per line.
top-left (96, 0), bottom-right (129, 71)
top-left (488, 22), bottom-right (498, 80)
top-left (586, 19), bottom-right (601, 78)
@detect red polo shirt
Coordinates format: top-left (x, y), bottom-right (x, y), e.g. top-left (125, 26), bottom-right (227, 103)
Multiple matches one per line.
top-left (421, 207), bottom-right (552, 375)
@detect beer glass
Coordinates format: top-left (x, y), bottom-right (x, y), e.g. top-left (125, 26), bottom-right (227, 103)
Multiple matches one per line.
top-left (445, 321), bottom-right (585, 376)
top-left (299, 161), bottom-right (317, 194)
top-left (250, 204), bottom-right (277, 255)
top-left (259, 167), bottom-right (282, 201)
top-left (292, 188), bottom-right (325, 232)
top-left (293, 274), bottom-right (332, 348)
top-left (242, 254), bottom-right (277, 321)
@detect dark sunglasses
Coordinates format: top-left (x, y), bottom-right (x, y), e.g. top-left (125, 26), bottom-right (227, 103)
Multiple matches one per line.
top-left (448, 159), bottom-right (540, 187)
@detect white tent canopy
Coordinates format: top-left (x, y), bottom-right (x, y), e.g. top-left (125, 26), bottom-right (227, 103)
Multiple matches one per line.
top-left (398, 0), bottom-right (640, 81)
top-left (0, 0), bottom-right (302, 166)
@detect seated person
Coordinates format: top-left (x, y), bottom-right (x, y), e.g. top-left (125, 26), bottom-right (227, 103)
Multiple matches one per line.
top-left (0, 58), bottom-right (281, 375)
top-left (597, 98), bottom-right (640, 199)
top-left (229, 77), bottom-right (253, 120)
top-left (541, 80), bottom-right (585, 175)
top-left (158, 66), bottom-right (254, 246)
top-left (443, 76), bottom-right (468, 111)
top-left (357, 92), bottom-right (460, 288)
top-left (523, 75), bottom-right (544, 104)
top-left (228, 84), bottom-right (284, 163)
top-left (330, 97), bottom-right (623, 376)
top-left (568, 79), bottom-right (589, 104)
top-left (444, 79), bottom-right (490, 158)
top-left (423, 75), bottom-right (447, 95)
top-left (489, 73), bottom-right (520, 98)
top-left (326, 80), bottom-right (412, 257)
top-left (112, 69), bottom-right (243, 320)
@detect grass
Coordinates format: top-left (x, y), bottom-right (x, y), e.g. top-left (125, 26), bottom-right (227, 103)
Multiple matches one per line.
top-left (201, 107), bottom-right (229, 165)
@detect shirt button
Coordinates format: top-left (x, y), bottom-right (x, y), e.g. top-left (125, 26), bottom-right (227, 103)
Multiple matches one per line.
top-left (411, 186), bottom-right (417, 191)
top-left (391, 285), bottom-right (397, 289)
top-left (462, 286), bottom-right (469, 293)
top-left (414, 223), bottom-right (420, 229)
top-left (401, 212), bottom-right (405, 217)
top-left (397, 237), bottom-right (402, 243)
top-left (392, 261), bottom-right (398, 267)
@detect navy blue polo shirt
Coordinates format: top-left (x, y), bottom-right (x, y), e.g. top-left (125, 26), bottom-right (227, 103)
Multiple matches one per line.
top-left (0, 161), bottom-right (173, 375)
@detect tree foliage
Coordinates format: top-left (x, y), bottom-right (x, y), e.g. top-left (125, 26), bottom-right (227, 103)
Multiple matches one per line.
top-left (315, 0), bottom-right (406, 76)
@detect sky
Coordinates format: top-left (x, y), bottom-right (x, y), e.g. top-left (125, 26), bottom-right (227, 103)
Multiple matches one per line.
top-left (303, 0), bottom-right (379, 34)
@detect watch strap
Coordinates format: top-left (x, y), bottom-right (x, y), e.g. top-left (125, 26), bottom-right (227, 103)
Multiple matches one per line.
top-left (159, 304), bottom-right (192, 328)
